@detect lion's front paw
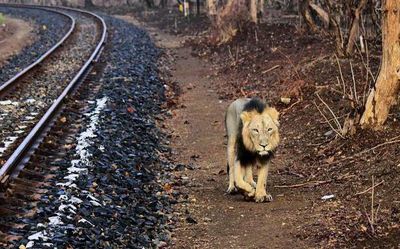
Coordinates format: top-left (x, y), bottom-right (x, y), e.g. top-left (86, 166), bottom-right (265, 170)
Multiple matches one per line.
top-left (226, 185), bottom-right (237, 194)
top-left (245, 188), bottom-right (256, 198)
top-left (255, 193), bottom-right (273, 203)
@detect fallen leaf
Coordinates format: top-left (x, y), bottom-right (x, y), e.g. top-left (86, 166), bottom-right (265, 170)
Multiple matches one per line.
top-left (163, 183), bottom-right (172, 192)
top-left (325, 156), bottom-right (335, 164)
top-left (127, 107), bottom-right (135, 113)
top-left (360, 224), bottom-right (367, 232)
top-left (60, 116), bottom-right (67, 123)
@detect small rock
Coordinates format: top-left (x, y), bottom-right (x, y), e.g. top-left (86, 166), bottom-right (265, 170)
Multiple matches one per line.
top-left (280, 97), bottom-right (291, 104)
top-left (186, 216), bottom-right (198, 224)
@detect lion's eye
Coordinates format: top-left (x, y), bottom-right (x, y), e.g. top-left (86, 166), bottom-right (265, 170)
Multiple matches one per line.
top-left (252, 129), bottom-right (259, 133)
top-left (267, 128), bottom-right (273, 132)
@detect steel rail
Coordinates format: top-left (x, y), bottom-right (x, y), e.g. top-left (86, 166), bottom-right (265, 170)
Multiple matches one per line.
top-left (0, 4), bottom-right (76, 95)
top-left (0, 5), bottom-right (107, 185)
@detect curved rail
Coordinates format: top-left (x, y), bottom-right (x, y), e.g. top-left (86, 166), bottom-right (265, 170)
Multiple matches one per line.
top-left (0, 5), bottom-right (76, 94)
top-left (0, 5), bottom-right (107, 185)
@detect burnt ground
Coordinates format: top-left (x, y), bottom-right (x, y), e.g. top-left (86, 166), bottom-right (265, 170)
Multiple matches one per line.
top-left (128, 8), bottom-right (400, 248)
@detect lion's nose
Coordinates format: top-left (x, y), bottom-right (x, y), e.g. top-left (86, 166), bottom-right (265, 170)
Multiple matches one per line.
top-left (260, 143), bottom-right (268, 148)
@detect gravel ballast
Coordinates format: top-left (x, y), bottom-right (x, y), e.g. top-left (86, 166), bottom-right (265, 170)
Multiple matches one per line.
top-left (0, 11), bottom-right (99, 161)
top-left (0, 6), bottom-right (71, 85)
top-left (10, 15), bottom-right (178, 249)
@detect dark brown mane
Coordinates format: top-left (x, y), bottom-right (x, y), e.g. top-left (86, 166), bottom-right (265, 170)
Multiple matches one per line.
top-left (242, 98), bottom-right (266, 113)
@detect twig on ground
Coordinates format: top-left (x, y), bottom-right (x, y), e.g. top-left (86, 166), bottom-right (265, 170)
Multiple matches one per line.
top-left (323, 136), bottom-right (400, 166)
top-left (355, 179), bottom-right (384, 196)
top-left (356, 139), bottom-right (400, 157)
top-left (277, 48), bottom-right (301, 79)
top-left (281, 99), bottom-right (301, 116)
top-left (275, 180), bottom-right (330, 188)
top-left (261, 65), bottom-right (280, 74)
top-left (275, 174), bottom-right (355, 188)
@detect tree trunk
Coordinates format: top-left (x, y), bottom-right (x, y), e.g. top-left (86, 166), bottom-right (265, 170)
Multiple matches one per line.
top-left (144, 0), bottom-right (154, 8)
top-left (325, 0), bottom-right (345, 56)
top-left (250, 0), bottom-right (258, 23)
top-left (345, 0), bottom-right (368, 55)
top-left (210, 0), bottom-right (250, 44)
top-left (257, 0), bottom-right (264, 21)
top-left (206, 0), bottom-right (217, 19)
top-left (361, 0), bottom-right (400, 128)
top-left (300, 0), bottom-right (318, 32)
top-left (309, 3), bottom-right (330, 28)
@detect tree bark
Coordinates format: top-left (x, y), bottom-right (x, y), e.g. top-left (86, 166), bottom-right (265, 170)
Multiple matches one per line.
top-left (210, 0), bottom-right (251, 43)
top-left (300, 0), bottom-right (318, 32)
top-left (257, 0), bottom-right (264, 21)
top-left (250, 0), bottom-right (258, 23)
top-left (309, 3), bottom-right (330, 28)
top-left (361, 0), bottom-right (400, 128)
top-left (325, 0), bottom-right (345, 56)
top-left (214, 0), bottom-right (241, 43)
top-left (206, 0), bottom-right (217, 19)
top-left (345, 0), bottom-right (368, 55)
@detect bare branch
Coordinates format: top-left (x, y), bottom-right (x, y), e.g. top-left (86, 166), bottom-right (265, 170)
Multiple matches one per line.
top-left (313, 100), bottom-right (344, 139)
top-left (350, 61), bottom-right (358, 105)
top-left (315, 93), bottom-right (343, 131)
top-left (335, 54), bottom-right (346, 95)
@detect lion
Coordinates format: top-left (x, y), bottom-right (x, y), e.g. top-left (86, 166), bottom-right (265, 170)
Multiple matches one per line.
top-left (225, 97), bottom-right (280, 202)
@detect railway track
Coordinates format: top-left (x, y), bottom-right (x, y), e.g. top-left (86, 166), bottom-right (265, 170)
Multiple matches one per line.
top-left (0, 5), bottom-right (107, 245)
top-left (0, 4), bottom-right (106, 182)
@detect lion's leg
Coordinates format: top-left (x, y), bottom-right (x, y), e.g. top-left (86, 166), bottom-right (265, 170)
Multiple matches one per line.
top-left (254, 163), bottom-right (272, 203)
top-left (244, 166), bottom-right (256, 188)
top-left (234, 161), bottom-right (255, 197)
top-left (226, 136), bottom-right (237, 193)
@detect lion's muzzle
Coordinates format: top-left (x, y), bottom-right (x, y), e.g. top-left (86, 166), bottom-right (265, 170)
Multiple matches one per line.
top-left (258, 150), bottom-right (270, 156)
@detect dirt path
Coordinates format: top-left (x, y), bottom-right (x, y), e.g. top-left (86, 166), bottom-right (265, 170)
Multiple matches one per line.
top-left (0, 17), bottom-right (33, 66)
top-left (167, 47), bottom-right (319, 249)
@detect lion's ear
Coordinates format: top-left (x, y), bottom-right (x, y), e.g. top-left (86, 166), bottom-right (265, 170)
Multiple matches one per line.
top-left (240, 111), bottom-right (253, 124)
top-left (264, 107), bottom-right (280, 126)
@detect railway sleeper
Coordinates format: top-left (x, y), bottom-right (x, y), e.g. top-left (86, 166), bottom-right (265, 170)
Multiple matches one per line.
top-left (9, 183), bottom-right (47, 195)
top-left (18, 169), bottom-right (46, 181)
top-left (12, 191), bottom-right (42, 202)
top-left (0, 206), bottom-right (20, 216)
top-left (0, 230), bottom-right (23, 243)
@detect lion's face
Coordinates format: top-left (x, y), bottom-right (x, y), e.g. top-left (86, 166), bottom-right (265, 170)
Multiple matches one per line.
top-left (240, 107), bottom-right (280, 156)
